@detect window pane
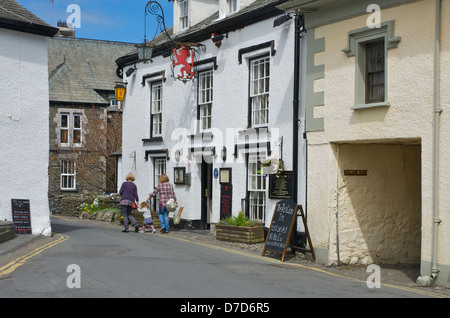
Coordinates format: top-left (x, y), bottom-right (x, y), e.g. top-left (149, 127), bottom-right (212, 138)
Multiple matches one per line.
top-left (61, 129), bottom-right (68, 143)
top-left (366, 40), bottom-right (385, 103)
top-left (151, 83), bottom-right (163, 136)
top-left (61, 114), bottom-right (68, 128)
top-left (73, 131), bottom-right (81, 144)
top-left (74, 114), bottom-right (81, 129)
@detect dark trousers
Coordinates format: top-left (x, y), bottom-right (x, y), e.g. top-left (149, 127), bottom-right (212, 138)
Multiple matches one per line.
top-left (121, 205), bottom-right (138, 231)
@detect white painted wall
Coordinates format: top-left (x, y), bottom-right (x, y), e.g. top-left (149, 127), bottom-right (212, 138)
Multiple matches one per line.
top-left (0, 29), bottom-right (51, 235)
top-left (122, 14), bottom-right (306, 229)
top-left (306, 0), bottom-right (450, 276)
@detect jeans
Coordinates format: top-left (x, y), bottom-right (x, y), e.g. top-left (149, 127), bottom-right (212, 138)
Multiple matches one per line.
top-left (158, 205), bottom-right (169, 232)
top-left (121, 205), bottom-right (138, 231)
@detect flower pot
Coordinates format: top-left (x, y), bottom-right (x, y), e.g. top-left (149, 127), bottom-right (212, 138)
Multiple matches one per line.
top-left (215, 224), bottom-right (265, 244)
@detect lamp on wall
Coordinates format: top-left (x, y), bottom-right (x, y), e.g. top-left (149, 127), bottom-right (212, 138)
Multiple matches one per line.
top-left (114, 82), bottom-right (127, 101)
top-left (273, 14), bottom-right (292, 28)
top-left (211, 33), bottom-right (226, 48)
top-left (221, 146), bottom-right (227, 161)
top-left (137, 43), bottom-right (153, 63)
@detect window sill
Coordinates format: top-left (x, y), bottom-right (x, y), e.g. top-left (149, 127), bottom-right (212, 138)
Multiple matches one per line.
top-left (142, 137), bottom-right (163, 143)
top-left (351, 101), bottom-right (390, 110)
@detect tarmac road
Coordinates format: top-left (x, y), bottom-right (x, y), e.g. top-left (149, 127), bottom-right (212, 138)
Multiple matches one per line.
top-left (0, 216), bottom-right (448, 301)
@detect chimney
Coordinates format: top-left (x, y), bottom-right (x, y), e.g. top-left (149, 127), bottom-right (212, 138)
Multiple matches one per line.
top-left (56, 20), bottom-right (75, 37)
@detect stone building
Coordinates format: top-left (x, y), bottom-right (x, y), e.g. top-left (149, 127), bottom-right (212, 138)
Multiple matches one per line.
top-left (48, 36), bottom-right (135, 215)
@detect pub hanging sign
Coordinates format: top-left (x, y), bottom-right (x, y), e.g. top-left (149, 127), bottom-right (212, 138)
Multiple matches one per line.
top-left (171, 46), bottom-right (195, 82)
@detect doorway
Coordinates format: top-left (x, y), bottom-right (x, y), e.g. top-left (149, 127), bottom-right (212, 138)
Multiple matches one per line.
top-left (336, 143), bottom-right (421, 265)
top-left (201, 159), bottom-right (213, 229)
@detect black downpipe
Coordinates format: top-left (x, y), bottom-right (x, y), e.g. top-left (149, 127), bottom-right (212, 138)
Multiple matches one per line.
top-left (292, 14), bottom-right (304, 247)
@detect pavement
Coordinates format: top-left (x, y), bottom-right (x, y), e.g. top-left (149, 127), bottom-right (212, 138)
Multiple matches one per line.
top-left (0, 233), bottom-right (42, 256)
top-left (1, 216), bottom-right (449, 298)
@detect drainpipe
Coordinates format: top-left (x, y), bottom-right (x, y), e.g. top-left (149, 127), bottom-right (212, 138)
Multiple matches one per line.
top-left (431, 0), bottom-right (442, 283)
top-left (292, 14), bottom-right (304, 247)
top-left (335, 145), bottom-right (341, 266)
top-left (419, 0), bottom-right (443, 286)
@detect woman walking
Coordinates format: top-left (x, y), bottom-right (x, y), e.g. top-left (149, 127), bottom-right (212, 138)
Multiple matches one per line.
top-left (146, 174), bottom-right (177, 233)
top-left (119, 173), bottom-right (140, 233)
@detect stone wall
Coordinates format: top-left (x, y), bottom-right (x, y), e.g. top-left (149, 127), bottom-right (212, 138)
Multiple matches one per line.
top-left (48, 104), bottom-right (121, 215)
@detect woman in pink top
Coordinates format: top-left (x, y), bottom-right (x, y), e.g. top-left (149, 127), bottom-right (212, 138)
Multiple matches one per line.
top-left (146, 174), bottom-right (177, 233)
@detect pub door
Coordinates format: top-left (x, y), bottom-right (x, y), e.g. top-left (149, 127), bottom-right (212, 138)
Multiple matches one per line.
top-left (201, 159), bottom-right (213, 229)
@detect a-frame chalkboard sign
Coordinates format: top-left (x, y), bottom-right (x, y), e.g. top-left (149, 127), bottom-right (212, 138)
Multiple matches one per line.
top-left (262, 199), bottom-right (315, 262)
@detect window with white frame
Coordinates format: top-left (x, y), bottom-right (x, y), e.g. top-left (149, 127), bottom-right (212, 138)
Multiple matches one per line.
top-left (60, 112), bottom-right (82, 146)
top-left (151, 82), bottom-right (163, 137)
top-left (198, 70), bottom-right (213, 131)
top-left (60, 159), bottom-right (76, 190)
top-left (179, 0), bottom-right (189, 30)
top-left (250, 55), bottom-right (270, 127)
top-left (227, 0), bottom-right (238, 14)
top-left (248, 154), bottom-right (266, 222)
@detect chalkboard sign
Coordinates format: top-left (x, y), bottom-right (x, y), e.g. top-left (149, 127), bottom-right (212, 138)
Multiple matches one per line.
top-left (11, 199), bottom-right (32, 234)
top-left (262, 199), bottom-right (298, 261)
top-left (220, 184), bottom-right (232, 219)
top-left (268, 172), bottom-right (293, 199)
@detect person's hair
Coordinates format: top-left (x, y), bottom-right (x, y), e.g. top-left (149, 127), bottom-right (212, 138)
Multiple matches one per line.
top-left (159, 174), bottom-right (169, 183)
top-left (140, 201), bottom-right (150, 209)
top-left (126, 173), bottom-right (135, 181)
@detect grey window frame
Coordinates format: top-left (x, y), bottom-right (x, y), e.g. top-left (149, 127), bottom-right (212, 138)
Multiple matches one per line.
top-left (342, 20), bottom-right (401, 110)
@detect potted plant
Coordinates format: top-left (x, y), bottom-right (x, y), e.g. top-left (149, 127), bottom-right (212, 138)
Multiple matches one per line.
top-left (215, 212), bottom-right (265, 244)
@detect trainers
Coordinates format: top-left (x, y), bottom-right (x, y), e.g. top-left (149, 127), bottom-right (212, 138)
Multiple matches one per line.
top-left (139, 230), bottom-right (145, 233)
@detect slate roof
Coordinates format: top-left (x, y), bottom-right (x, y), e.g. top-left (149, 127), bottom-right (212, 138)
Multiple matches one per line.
top-left (48, 37), bottom-right (136, 104)
top-left (154, 0), bottom-right (287, 46)
top-left (117, 0), bottom-right (288, 67)
top-left (0, 0), bottom-right (58, 36)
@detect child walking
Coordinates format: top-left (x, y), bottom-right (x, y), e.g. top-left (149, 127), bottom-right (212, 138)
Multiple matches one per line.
top-left (137, 201), bottom-right (156, 233)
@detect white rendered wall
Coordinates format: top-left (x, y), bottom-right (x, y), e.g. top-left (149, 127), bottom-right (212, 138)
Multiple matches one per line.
top-left (122, 16), bottom-right (306, 229)
top-left (0, 29), bottom-right (51, 236)
top-left (306, 1), bottom-right (449, 272)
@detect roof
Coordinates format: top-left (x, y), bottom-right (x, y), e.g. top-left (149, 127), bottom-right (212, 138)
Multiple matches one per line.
top-left (117, 0), bottom-right (288, 67)
top-left (0, 0), bottom-right (58, 36)
top-left (48, 37), bottom-right (136, 104)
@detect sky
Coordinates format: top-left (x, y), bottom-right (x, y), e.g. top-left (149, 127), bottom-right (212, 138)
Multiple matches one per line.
top-left (16, 0), bottom-right (174, 43)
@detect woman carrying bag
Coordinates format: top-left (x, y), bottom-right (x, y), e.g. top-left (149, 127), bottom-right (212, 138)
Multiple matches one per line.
top-left (119, 173), bottom-right (140, 233)
top-left (146, 174), bottom-right (177, 234)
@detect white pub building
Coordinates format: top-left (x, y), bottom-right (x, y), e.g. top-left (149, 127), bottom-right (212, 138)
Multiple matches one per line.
top-left (117, 0), bottom-right (306, 240)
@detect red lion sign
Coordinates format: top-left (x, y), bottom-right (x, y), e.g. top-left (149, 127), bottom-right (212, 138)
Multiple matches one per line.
top-left (172, 46), bottom-right (195, 80)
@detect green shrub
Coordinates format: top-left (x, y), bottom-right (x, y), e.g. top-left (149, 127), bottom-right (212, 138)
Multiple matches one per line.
top-left (217, 211), bottom-right (262, 227)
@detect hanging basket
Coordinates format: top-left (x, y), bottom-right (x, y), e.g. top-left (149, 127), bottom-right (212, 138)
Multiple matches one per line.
top-left (261, 158), bottom-right (284, 176)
